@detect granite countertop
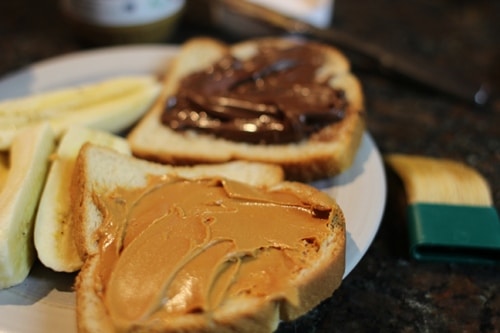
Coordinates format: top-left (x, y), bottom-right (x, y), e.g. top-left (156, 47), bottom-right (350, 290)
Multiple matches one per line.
top-left (1, 0), bottom-right (499, 332)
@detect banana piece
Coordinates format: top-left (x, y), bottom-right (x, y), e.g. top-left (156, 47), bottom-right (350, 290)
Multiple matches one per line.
top-left (0, 122), bottom-right (55, 289)
top-left (34, 126), bottom-right (131, 273)
top-left (0, 75), bottom-right (161, 150)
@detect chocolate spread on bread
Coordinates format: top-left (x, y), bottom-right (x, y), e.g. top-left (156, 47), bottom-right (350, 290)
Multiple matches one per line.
top-left (160, 43), bottom-right (348, 144)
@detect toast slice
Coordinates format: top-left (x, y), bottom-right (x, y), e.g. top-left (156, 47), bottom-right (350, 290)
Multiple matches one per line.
top-left (128, 37), bottom-right (365, 182)
top-left (72, 144), bottom-right (345, 333)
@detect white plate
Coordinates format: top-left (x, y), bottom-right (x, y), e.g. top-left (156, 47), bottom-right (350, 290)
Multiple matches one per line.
top-left (0, 46), bottom-right (387, 333)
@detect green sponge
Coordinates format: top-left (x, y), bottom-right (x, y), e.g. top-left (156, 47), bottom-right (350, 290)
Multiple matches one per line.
top-left (386, 154), bottom-right (500, 264)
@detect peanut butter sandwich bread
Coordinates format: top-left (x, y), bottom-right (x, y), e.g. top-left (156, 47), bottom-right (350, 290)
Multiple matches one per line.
top-left (72, 144), bottom-right (346, 333)
top-left (128, 37), bottom-right (365, 182)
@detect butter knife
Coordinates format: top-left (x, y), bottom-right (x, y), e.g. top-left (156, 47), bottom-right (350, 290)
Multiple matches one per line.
top-left (217, 0), bottom-right (490, 106)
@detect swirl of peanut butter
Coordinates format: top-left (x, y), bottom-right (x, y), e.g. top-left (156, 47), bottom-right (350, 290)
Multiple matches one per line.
top-left (160, 44), bottom-right (347, 144)
top-left (96, 177), bottom-right (335, 330)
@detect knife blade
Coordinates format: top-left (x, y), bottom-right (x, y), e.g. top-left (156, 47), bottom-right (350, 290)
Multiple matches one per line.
top-left (216, 0), bottom-right (490, 106)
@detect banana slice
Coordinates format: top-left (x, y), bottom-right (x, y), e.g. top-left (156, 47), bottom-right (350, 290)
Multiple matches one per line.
top-left (0, 122), bottom-right (55, 289)
top-left (0, 75), bottom-right (161, 150)
top-left (34, 126), bottom-right (131, 273)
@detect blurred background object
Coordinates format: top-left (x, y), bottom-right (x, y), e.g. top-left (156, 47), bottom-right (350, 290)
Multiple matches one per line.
top-left (184, 0), bottom-right (334, 37)
top-left (211, 0), bottom-right (335, 38)
top-left (60, 0), bottom-right (185, 45)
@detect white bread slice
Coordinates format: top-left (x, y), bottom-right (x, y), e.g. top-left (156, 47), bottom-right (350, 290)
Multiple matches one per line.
top-left (34, 126), bottom-right (131, 273)
top-left (128, 37), bottom-right (365, 182)
top-left (0, 123), bottom-right (55, 289)
top-left (71, 144), bottom-right (345, 333)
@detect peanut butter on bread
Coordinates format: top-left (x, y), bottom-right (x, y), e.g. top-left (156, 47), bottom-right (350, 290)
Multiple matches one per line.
top-left (72, 145), bottom-right (345, 333)
top-left (100, 178), bottom-right (341, 331)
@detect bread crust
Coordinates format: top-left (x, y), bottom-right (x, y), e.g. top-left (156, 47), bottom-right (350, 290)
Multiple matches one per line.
top-left (128, 37), bottom-right (365, 182)
top-left (72, 145), bottom-right (345, 333)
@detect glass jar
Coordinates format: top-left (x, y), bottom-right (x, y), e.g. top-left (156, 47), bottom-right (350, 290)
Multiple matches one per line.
top-left (60, 0), bottom-right (185, 45)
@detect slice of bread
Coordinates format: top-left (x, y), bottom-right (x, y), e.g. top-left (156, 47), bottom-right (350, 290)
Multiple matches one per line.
top-left (72, 144), bottom-right (345, 333)
top-left (128, 37), bottom-right (365, 182)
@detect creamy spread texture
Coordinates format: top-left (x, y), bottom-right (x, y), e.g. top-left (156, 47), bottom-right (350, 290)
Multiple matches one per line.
top-left (96, 177), bottom-right (334, 330)
top-left (160, 43), bottom-right (347, 144)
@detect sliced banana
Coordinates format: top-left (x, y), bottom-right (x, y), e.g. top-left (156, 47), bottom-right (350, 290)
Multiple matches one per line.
top-left (34, 125), bottom-right (131, 273)
top-left (0, 75), bottom-right (161, 150)
top-left (0, 122), bottom-right (55, 289)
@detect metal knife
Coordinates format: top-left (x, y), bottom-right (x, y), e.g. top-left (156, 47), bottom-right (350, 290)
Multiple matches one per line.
top-left (216, 0), bottom-right (490, 106)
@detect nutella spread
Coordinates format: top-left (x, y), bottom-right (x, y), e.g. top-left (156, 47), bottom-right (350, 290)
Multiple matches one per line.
top-left (96, 177), bottom-right (335, 330)
top-left (160, 43), bottom-right (348, 144)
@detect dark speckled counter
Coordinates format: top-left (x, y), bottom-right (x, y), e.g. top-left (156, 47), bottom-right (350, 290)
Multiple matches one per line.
top-left (1, 0), bottom-right (499, 332)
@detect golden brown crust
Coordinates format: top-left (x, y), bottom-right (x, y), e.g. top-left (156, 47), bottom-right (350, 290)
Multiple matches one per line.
top-left (128, 37), bottom-right (365, 182)
top-left (70, 144), bottom-right (92, 262)
top-left (75, 256), bottom-right (116, 333)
